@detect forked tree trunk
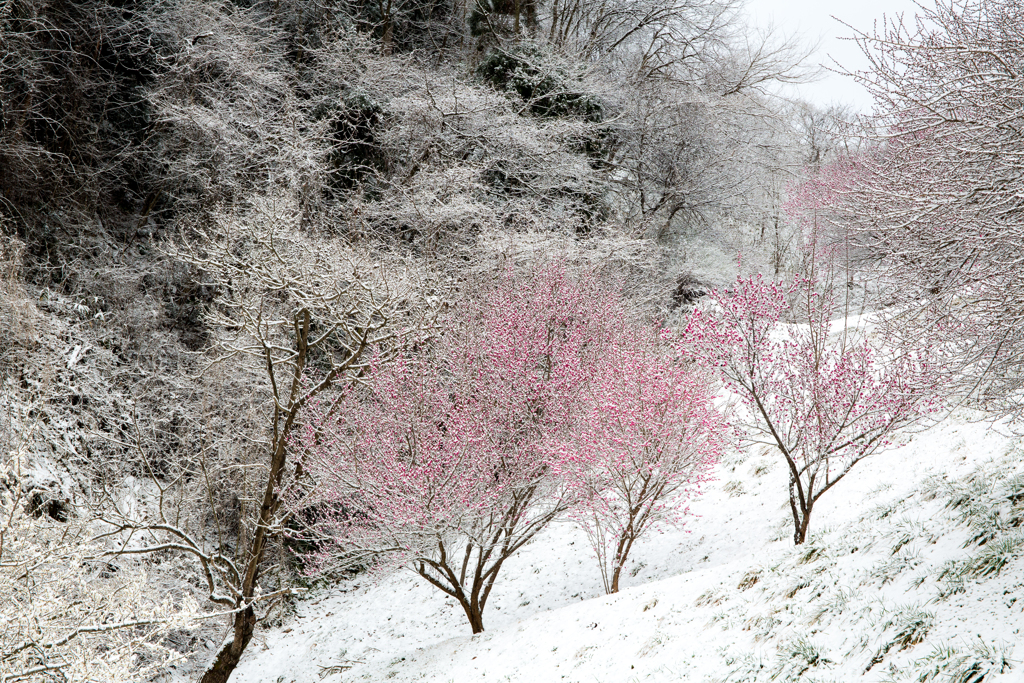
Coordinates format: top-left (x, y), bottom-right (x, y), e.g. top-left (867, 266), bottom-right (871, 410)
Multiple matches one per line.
top-left (792, 512), bottom-right (811, 545)
top-left (610, 561), bottom-right (624, 594)
top-left (458, 600), bottom-right (486, 634)
top-left (789, 478), bottom-right (813, 546)
top-left (454, 554), bottom-right (509, 634)
top-left (607, 480), bottom-right (659, 594)
top-left (609, 531), bottom-right (637, 594)
top-left (416, 528), bottom-right (531, 635)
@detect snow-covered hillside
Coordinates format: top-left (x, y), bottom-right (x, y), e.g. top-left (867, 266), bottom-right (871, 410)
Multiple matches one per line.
top-left (229, 411), bottom-right (1023, 683)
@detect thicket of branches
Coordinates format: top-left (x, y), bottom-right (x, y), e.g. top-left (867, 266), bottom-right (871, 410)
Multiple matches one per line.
top-left (0, 0), bottom-right (840, 677)
top-left (791, 0), bottom-right (1024, 417)
top-left (2, 444), bottom-right (199, 682)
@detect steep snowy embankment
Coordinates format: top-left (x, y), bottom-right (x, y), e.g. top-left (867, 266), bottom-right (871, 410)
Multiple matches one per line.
top-left (229, 410), bottom-right (1023, 683)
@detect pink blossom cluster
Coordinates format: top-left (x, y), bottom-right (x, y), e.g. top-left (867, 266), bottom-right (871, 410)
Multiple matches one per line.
top-left (294, 264), bottom-right (726, 627)
top-left (564, 324), bottom-right (727, 593)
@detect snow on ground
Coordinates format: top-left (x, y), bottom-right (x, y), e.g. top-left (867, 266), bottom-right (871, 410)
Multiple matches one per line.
top-left (230, 409), bottom-right (1024, 683)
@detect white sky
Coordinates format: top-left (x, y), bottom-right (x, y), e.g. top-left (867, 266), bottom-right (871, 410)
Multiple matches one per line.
top-left (743, 0), bottom-right (923, 112)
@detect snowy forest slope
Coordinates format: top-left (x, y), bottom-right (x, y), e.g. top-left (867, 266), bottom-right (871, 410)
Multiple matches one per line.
top-left (5, 0), bottom-right (1024, 680)
top-left (232, 408), bottom-right (1024, 683)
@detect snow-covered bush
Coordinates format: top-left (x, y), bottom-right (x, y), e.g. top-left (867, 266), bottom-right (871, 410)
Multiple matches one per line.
top-left (478, 45), bottom-right (604, 121)
top-left (1, 447), bottom-right (197, 682)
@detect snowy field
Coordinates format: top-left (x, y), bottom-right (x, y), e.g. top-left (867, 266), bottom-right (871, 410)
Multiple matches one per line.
top-left (228, 409), bottom-right (1023, 683)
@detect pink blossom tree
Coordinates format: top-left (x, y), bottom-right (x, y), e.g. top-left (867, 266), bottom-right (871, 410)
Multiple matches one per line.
top-left (567, 325), bottom-right (726, 593)
top-left (685, 274), bottom-right (937, 544)
top-left (296, 264), bottom-right (623, 633)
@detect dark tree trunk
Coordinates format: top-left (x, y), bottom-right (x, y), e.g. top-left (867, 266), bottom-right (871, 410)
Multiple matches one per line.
top-left (200, 607), bottom-right (256, 683)
top-left (609, 531), bottom-right (636, 594)
top-left (199, 309), bottom-right (319, 682)
top-left (793, 512), bottom-right (811, 545)
top-left (787, 468), bottom-right (814, 545)
top-left (462, 601), bottom-right (485, 634)
top-left (790, 490), bottom-right (812, 545)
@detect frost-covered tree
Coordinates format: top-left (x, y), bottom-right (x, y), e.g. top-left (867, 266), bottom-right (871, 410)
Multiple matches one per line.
top-left (1, 430), bottom-right (197, 682)
top-left (95, 195), bottom-right (426, 683)
top-left (803, 0), bottom-right (1024, 416)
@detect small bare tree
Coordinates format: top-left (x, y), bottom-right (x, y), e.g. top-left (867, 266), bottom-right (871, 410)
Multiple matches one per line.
top-left (96, 194), bottom-right (425, 682)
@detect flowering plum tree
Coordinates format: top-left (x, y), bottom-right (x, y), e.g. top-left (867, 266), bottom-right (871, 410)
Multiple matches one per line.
top-left (568, 326), bottom-right (725, 594)
top-left (685, 274), bottom-right (937, 544)
top-left (298, 265), bottom-right (622, 633)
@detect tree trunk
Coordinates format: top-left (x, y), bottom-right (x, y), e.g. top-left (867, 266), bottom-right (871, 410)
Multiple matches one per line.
top-left (791, 501), bottom-right (812, 545)
top-left (200, 607), bottom-right (256, 683)
top-left (198, 311), bottom-right (310, 682)
top-left (199, 439), bottom-right (281, 681)
top-left (609, 531), bottom-right (635, 594)
top-left (787, 470), bottom-right (813, 545)
top-left (458, 599), bottom-right (485, 634)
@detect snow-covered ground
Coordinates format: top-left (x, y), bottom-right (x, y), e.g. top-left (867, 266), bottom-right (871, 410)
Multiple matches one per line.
top-left (230, 410), bottom-right (1024, 682)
